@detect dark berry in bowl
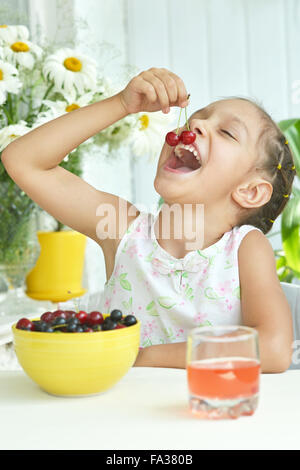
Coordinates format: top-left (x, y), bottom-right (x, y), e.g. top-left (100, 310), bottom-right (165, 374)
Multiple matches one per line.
top-left (123, 315), bottom-right (138, 327)
top-left (101, 319), bottom-right (117, 331)
top-left (67, 322), bottom-right (78, 333)
top-left (110, 309), bottom-right (123, 322)
top-left (75, 325), bottom-right (85, 333)
top-left (66, 317), bottom-right (80, 326)
top-left (52, 317), bottom-right (67, 327)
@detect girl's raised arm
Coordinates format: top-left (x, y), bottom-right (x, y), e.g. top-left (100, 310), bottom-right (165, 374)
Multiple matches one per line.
top-left (1, 68), bottom-right (188, 247)
top-left (1, 93), bottom-right (135, 246)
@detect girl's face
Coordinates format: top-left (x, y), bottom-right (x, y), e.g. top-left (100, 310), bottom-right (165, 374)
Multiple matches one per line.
top-left (154, 99), bottom-right (264, 208)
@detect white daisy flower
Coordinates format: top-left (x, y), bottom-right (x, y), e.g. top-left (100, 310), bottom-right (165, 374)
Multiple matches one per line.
top-left (0, 24), bottom-right (29, 45)
top-left (129, 109), bottom-right (177, 161)
top-left (33, 91), bottom-right (95, 127)
top-left (0, 60), bottom-right (22, 105)
top-left (43, 48), bottom-right (97, 95)
top-left (0, 30), bottom-right (43, 70)
top-left (0, 121), bottom-right (32, 152)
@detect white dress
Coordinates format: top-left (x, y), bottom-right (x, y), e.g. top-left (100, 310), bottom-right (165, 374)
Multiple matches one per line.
top-left (98, 209), bottom-right (262, 347)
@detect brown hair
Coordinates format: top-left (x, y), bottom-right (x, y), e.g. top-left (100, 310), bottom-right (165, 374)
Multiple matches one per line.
top-left (220, 96), bottom-right (296, 234)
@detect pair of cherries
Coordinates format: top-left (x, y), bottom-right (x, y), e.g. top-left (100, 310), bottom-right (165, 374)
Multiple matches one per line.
top-left (165, 93), bottom-right (196, 147)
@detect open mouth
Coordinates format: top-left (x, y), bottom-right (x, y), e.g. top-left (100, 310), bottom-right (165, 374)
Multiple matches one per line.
top-left (164, 144), bottom-right (202, 174)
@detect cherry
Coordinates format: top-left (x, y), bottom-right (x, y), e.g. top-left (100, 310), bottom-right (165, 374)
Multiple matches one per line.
top-left (16, 318), bottom-right (34, 331)
top-left (76, 310), bottom-right (88, 324)
top-left (165, 93), bottom-right (192, 147)
top-left (165, 132), bottom-right (180, 147)
top-left (40, 311), bottom-right (54, 323)
top-left (87, 311), bottom-right (104, 326)
top-left (64, 310), bottom-right (77, 319)
top-left (180, 131), bottom-right (196, 145)
top-left (52, 310), bottom-right (66, 319)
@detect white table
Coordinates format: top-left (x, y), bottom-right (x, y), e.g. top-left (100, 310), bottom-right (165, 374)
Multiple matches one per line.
top-left (0, 368), bottom-right (299, 450)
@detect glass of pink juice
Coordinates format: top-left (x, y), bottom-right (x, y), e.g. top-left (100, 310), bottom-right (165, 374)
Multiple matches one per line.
top-left (186, 326), bottom-right (260, 419)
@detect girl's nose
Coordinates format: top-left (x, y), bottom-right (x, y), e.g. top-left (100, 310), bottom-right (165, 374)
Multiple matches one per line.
top-left (189, 119), bottom-right (208, 138)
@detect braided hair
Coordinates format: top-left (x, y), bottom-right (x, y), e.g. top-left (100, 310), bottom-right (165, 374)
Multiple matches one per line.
top-left (229, 97), bottom-right (296, 234)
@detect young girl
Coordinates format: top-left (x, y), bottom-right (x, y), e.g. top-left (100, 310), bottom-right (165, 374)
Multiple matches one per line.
top-left (2, 67), bottom-right (295, 373)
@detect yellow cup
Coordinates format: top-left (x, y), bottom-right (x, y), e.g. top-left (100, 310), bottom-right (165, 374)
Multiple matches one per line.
top-left (26, 231), bottom-right (87, 302)
top-left (12, 315), bottom-right (140, 396)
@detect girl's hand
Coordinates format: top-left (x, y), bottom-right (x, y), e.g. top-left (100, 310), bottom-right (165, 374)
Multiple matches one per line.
top-left (118, 67), bottom-right (189, 115)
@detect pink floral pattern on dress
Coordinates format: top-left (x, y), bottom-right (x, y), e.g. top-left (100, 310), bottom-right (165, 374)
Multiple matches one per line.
top-left (99, 211), bottom-right (263, 347)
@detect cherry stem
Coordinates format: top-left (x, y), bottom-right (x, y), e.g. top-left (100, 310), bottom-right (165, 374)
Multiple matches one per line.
top-left (185, 93), bottom-right (191, 131)
top-left (176, 107), bottom-right (183, 135)
top-left (176, 93), bottom-right (190, 135)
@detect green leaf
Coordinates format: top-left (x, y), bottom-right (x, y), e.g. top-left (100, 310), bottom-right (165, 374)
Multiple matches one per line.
top-left (119, 273), bottom-right (128, 280)
top-left (281, 198), bottom-right (300, 278)
top-left (204, 287), bottom-right (223, 300)
top-left (232, 286), bottom-right (240, 299)
top-left (157, 296), bottom-right (177, 309)
top-left (146, 300), bottom-right (155, 311)
top-left (144, 251), bottom-right (154, 262)
top-left (122, 297), bottom-right (133, 310)
top-left (120, 279), bottom-right (132, 291)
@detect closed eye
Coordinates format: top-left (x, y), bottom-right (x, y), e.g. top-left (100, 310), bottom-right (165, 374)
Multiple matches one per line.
top-left (221, 129), bottom-right (236, 140)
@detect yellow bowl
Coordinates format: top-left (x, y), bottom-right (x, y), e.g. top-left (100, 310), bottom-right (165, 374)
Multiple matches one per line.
top-left (12, 314), bottom-right (140, 397)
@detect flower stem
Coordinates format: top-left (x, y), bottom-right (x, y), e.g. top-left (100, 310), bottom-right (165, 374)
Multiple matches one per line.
top-left (6, 93), bottom-right (15, 123)
top-left (1, 105), bottom-right (13, 125)
top-left (38, 82), bottom-right (54, 114)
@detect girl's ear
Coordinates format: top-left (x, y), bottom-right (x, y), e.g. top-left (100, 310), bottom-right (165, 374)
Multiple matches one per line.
top-left (231, 178), bottom-right (273, 209)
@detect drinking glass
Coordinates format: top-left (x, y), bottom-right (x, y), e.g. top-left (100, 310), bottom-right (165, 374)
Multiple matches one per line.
top-left (186, 325), bottom-right (261, 419)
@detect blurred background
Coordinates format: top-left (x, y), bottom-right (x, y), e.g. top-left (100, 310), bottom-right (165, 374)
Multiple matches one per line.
top-left (1, 0), bottom-right (300, 295)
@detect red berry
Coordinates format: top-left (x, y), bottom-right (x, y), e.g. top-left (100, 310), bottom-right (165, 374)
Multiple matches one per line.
top-left (87, 311), bottom-right (104, 326)
top-left (40, 311), bottom-right (54, 323)
top-left (115, 324), bottom-right (126, 329)
top-left (76, 310), bottom-right (88, 324)
top-left (16, 318), bottom-right (34, 331)
top-left (52, 310), bottom-right (66, 319)
top-left (180, 131), bottom-right (196, 144)
top-left (165, 131), bottom-right (180, 146)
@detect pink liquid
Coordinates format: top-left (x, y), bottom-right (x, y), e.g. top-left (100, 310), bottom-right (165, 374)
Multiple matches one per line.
top-left (187, 357), bottom-right (260, 399)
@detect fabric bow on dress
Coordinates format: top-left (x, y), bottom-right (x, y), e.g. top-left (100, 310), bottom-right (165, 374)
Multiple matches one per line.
top-left (151, 255), bottom-right (209, 275)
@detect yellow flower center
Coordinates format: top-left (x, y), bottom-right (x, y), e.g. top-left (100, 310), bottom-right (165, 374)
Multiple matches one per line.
top-left (63, 57), bottom-right (82, 72)
top-left (65, 103), bottom-right (80, 112)
top-left (0, 69), bottom-right (3, 81)
top-left (11, 41), bottom-right (30, 53)
top-left (139, 114), bottom-right (149, 130)
top-left (0, 25), bottom-right (7, 28)
top-left (9, 134), bottom-right (18, 138)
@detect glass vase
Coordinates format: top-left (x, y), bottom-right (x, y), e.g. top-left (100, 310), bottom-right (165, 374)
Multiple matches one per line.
top-left (0, 207), bottom-right (41, 312)
top-left (0, 189), bottom-right (53, 318)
